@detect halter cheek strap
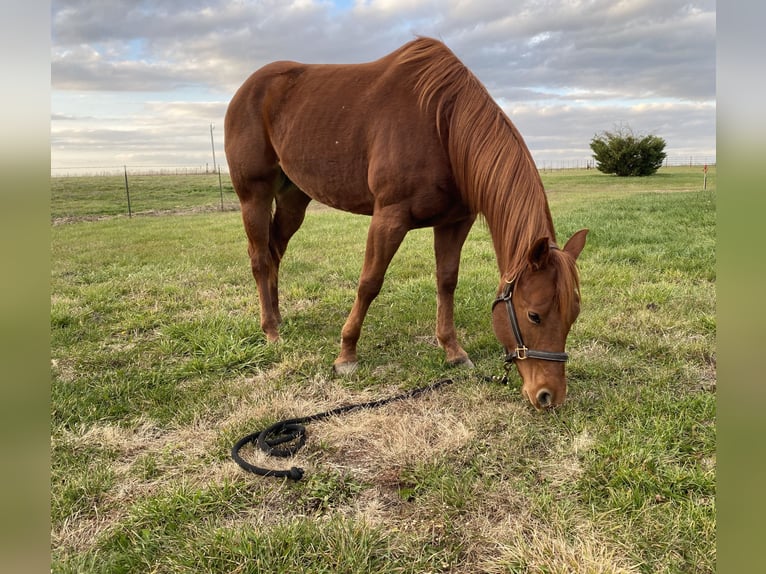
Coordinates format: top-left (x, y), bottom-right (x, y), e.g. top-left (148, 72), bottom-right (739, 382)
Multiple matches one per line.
top-left (491, 279), bottom-right (569, 364)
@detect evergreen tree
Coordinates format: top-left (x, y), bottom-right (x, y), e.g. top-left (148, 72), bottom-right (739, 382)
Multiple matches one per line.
top-left (590, 126), bottom-right (666, 176)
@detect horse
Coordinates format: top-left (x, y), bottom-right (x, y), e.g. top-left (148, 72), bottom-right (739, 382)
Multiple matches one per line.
top-left (224, 37), bottom-right (588, 410)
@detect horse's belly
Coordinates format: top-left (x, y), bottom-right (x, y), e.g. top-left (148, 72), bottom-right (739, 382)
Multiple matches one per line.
top-left (281, 164), bottom-right (375, 215)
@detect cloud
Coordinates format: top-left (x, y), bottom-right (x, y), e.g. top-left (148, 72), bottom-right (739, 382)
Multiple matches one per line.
top-left (504, 99), bottom-right (716, 163)
top-left (51, 0), bottom-right (715, 169)
top-left (444, 1), bottom-right (715, 102)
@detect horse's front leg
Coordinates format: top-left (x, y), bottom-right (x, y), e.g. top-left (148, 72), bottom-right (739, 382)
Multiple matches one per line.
top-left (433, 216), bottom-right (476, 367)
top-left (333, 208), bottom-right (409, 374)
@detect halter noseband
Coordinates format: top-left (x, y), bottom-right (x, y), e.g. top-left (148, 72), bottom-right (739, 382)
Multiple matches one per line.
top-left (491, 278), bottom-right (569, 364)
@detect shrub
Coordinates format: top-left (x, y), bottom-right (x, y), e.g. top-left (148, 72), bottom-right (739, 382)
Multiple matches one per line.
top-left (590, 126), bottom-right (667, 176)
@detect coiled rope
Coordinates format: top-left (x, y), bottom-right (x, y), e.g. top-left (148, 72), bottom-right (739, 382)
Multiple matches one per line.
top-left (231, 377), bottom-right (454, 480)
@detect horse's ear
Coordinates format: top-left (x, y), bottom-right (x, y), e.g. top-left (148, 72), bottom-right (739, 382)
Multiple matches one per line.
top-left (528, 237), bottom-right (551, 271)
top-left (563, 229), bottom-right (589, 260)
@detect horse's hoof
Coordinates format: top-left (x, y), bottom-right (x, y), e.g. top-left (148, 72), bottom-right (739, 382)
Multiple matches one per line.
top-left (448, 356), bottom-right (475, 369)
top-left (333, 361), bottom-right (358, 375)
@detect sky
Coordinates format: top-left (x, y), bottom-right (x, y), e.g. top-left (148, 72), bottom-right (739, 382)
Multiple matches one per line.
top-left (50, 0), bottom-right (716, 173)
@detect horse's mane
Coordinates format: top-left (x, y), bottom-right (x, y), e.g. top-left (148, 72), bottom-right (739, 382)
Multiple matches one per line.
top-left (548, 247), bottom-right (581, 324)
top-left (393, 37), bottom-right (579, 318)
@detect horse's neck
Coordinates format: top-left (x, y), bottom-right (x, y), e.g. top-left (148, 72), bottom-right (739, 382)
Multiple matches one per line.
top-left (482, 171), bottom-right (555, 281)
top-left (439, 85), bottom-right (555, 278)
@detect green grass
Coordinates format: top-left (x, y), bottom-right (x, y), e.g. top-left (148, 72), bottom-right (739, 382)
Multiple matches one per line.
top-left (51, 167), bottom-right (715, 573)
top-left (51, 172), bottom-right (238, 220)
top-left (540, 165), bottom-right (715, 195)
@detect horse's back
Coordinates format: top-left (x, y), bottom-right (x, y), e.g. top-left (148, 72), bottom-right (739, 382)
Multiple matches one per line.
top-left (225, 56), bottom-right (396, 163)
top-left (225, 46), bottom-right (458, 219)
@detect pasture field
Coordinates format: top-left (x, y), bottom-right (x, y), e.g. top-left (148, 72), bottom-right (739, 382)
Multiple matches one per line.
top-left (50, 166), bottom-right (712, 222)
top-left (51, 172), bottom-right (238, 221)
top-left (51, 167), bottom-right (715, 573)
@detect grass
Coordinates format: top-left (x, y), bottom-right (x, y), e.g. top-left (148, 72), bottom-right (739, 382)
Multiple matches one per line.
top-left (50, 166), bottom-right (715, 573)
top-left (50, 172), bottom-right (238, 221)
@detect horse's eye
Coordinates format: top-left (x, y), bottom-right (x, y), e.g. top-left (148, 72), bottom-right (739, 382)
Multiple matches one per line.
top-left (528, 312), bottom-right (541, 324)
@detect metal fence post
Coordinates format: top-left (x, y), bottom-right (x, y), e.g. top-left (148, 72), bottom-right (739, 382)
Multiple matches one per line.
top-left (218, 166), bottom-right (224, 211)
top-left (123, 165), bottom-right (132, 218)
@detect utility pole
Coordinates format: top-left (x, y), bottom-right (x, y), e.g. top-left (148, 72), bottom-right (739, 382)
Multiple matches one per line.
top-left (210, 123), bottom-right (217, 174)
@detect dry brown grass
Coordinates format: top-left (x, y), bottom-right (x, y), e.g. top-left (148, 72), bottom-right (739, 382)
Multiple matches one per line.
top-left (52, 366), bottom-right (648, 572)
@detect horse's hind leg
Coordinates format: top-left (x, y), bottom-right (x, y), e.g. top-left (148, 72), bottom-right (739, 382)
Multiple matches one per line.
top-left (433, 216), bottom-right (476, 367)
top-left (239, 185), bottom-right (282, 342)
top-left (268, 185), bottom-right (312, 323)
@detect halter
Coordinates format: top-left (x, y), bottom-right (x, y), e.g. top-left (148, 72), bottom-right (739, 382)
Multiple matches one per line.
top-left (491, 278), bottom-right (569, 365)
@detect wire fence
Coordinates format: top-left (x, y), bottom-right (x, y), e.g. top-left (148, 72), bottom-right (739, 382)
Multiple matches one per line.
top-left (536, 155), bottom-right (716, 171)
top-left (50, 164), bottom-right (226, 177)
top-left (51, 156), bottom-right (716, 222)
top-left (49, 155), bottom-right (716, 178)
top-left (51, 165), bottom-right (239, 222)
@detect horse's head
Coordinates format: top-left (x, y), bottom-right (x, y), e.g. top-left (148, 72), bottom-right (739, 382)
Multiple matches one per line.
top-left (492, 229), bottom-right (588, 410)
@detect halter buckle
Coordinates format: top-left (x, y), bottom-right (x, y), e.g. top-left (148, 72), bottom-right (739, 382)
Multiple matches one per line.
top-left (515, 346), bottom-right (529, 360)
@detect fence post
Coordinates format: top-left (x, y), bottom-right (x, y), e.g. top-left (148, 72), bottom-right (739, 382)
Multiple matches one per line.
top-left (123, 165), bottom-right (132, 218)
top-left (218, 166), bottom-right (224, 211)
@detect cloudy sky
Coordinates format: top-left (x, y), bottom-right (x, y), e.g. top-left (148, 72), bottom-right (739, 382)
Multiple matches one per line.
top-left (51, 0), bottom-right (716, 172)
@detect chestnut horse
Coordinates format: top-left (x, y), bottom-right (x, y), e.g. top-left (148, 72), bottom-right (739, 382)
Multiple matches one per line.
top-left (225, 38), bottom-right (587, 409)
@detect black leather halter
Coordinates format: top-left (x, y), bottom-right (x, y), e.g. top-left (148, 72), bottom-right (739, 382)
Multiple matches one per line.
top-left (492, 279), bottom-right (569, 364)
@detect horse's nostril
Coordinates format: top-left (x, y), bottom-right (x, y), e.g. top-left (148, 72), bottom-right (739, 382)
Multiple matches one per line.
top-left (537, 389), bottom-right (553, 408)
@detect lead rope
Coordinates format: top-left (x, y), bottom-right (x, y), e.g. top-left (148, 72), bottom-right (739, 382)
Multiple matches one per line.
top-left (231, 377), bottom-right (454, 480)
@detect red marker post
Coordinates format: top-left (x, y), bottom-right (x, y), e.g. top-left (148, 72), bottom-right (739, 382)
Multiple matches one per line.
top-left (703, 164), bottom-right (708, 190)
